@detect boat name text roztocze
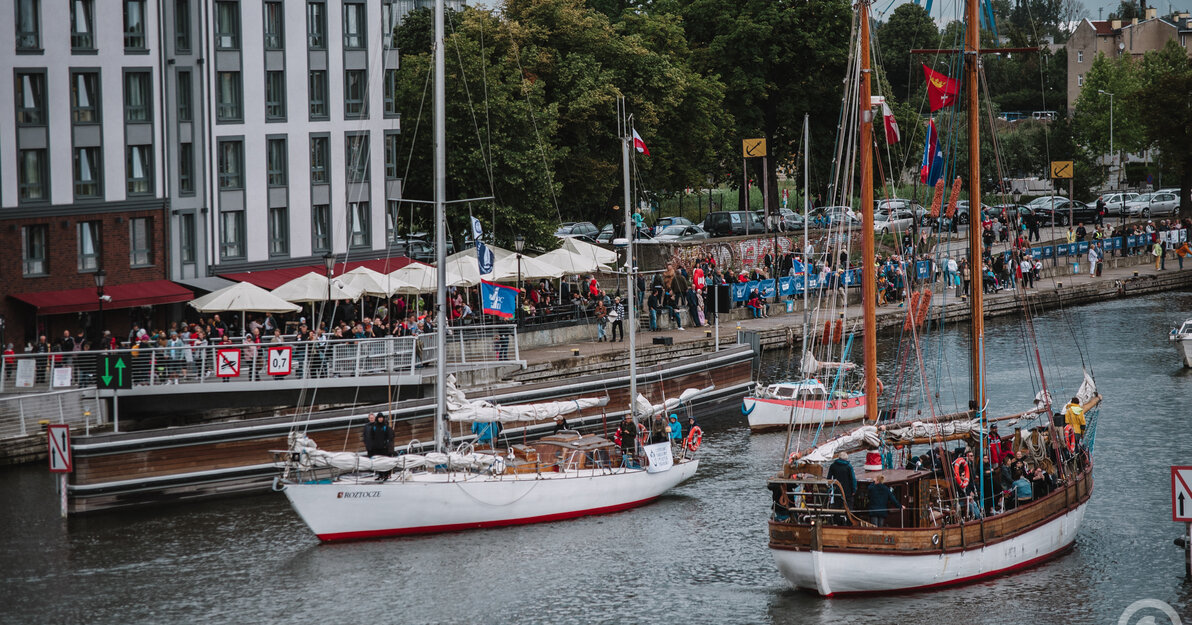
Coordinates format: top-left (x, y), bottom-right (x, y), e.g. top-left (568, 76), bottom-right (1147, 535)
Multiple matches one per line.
top-left (337, 491), bottom-right (382, 499)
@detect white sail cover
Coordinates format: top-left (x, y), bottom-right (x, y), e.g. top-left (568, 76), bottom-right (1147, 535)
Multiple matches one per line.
top-left (287, 434), bottom-right (501, 472)
top-left (798, 426), bottom-right (881, 463)
top-left (801, 351), bottom-right (856, 374)
top-left (1075, 370), bottom-right (1097, 405)
top-left (633, 386), bottom-right (716, 418)
top-left (881, 419), bottom-right (982, 444)
top-left (445, 374), bottom-right (608, 422)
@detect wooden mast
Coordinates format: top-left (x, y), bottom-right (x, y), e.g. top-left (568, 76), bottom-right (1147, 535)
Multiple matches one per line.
top-left (965, 0), bottom-right (984, 411)
top-left (859, 1), bottom-right (878, 422)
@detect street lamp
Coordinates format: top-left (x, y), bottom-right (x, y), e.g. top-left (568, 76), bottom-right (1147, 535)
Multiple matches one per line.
top-left (322, 252), bottom-right (334, 328)
top-left (1098, 90), bottom-right (1115, 192)
top-left (514, 235), bottom-right (525, 324)
top-left (94, 269), bottom-right (106, 345)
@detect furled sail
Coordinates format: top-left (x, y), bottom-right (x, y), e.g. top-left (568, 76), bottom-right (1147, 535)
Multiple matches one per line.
top-left (633, 386), bottom-right (716, 418)
top-left (444, 374), bottom-right (609, 422)
top-left (801, 351), bottom-right (857, 375)
top-left (286, 434), bottom-right (501, 472)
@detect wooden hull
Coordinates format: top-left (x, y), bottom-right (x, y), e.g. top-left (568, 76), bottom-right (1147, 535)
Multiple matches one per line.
top-left (743, 395), bottom-right (867, 431)
top-left (769, 471), bottom-right (1092, 596)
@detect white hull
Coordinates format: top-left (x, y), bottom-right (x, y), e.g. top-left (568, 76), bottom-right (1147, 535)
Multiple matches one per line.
top-left (1174, 337), bottom-right (1192, 368)
top-left (282, 459), bottom-right (699, 541)
top-left (743, 397), bottom-right (867, 430)
top-left (771, 501), bottom-right (1087, 596)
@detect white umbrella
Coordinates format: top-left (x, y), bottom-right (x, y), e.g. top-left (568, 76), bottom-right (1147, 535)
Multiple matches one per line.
top-left (340, 266), bottom-right (395, 297)
top-left (272, 272), bottom-right (363, 303)
top-left (444, 255), bottom-right (482, 287)
top-left (189, 281), bottom-right (301, 314)
top-left (490, 253), bottom-right (564, 281)
top-left (447, 245), bottom-right (513, 264)
top-left (534, 247), bottom-right (605, 276)
top-left (562, 237), bottom-right (617, 266)
top-left (388, 264), bottom-right (436, 294)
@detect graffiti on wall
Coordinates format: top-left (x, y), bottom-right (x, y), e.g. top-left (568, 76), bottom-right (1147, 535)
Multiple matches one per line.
top-left (664, 231), bottom-right (867, 272)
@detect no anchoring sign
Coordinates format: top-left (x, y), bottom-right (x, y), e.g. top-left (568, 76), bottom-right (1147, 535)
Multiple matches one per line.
top-left (1172, 466), bottom-right (1192, 522)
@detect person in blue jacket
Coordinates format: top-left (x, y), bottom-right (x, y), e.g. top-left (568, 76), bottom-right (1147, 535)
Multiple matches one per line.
top-left (472, 420), bottom-right (500, 446)
top-left (867, 474), bottom-right (903, 527)
top-left (667, 414), bottom-right (683, 447)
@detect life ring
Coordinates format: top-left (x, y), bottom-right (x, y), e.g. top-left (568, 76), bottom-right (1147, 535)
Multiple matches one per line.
top-left (952, 457), bottom-right (971, 489)
top-left (876, 378), bottom-right (884, 395)
top-left (1063, 424), bottom-right (1075, 453)
top-left (686, 426), bottom-right (703, 452)
top-left (636, 422), bottom-right (648, 446)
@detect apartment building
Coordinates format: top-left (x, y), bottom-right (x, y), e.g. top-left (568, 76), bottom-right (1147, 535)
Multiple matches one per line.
top-left (1067, 10), bottom-right (1192, 111)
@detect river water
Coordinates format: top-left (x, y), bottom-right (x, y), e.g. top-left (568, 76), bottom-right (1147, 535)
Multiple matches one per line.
top-left (3, 292), bottom-right (1191, 625)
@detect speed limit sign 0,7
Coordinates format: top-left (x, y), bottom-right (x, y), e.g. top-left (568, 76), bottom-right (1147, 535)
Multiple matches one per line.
top-left (267, 345), bottom-right (292, 376)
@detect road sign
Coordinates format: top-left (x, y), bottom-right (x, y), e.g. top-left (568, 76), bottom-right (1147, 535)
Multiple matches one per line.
top-left (267, 345), bottom-right (292, 376)
top-left (215, 348), bottom-right (241, 378)
top-left (1173, 466), bottom-right (1192, 522)
top-left (96, 355), bottom-right (131, 389)
top-left (48, 424), bottom-right (72, 473)
top-left (742, 138), bottom-right (767, 158)
top-left (1050, 160), bottom-right (1073, 179)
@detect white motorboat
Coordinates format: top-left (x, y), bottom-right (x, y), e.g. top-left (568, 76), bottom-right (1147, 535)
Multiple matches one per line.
top-left (1170, 319), bottom-right (1192, 367)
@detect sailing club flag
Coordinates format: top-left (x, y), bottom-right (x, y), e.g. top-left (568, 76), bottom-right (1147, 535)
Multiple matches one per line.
top-left (481, 280), bottom-right (518, 319)
top-left (632, 128), bottom-right (650, 156)
top-left (920, 119), bottom-right (945, 186)
top-left (922, 64), bottom-right (959, 112)
top-left (471, 217), bottom-right (494, 276)
top-left (882, 101), bottom-right (900, 144)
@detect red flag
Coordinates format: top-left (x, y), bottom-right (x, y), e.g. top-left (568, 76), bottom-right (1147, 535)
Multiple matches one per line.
top-left (882, 101), bottom-right (900, 144)
top-left (632, 128), bottom-right (650, 156)
top-left (922, 64), bottom-right (959, 112)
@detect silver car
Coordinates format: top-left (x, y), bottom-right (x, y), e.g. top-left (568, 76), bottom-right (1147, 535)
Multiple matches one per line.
top-left (650, 224), bottom-right (710, 242)
top-left (1127, 191), bottom-right (1181, 217)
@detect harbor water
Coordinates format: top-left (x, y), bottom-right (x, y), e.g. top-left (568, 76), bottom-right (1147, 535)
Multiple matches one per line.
top-left (2, 291), bottom-right (1190, 624)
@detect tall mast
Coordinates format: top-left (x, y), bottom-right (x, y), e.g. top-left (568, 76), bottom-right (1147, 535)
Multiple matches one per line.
top-left (966, 0), bottom-right (985, 411)
top-left (801, 114), bottom-right (810, 357)
top-left (859, 1), bottom-right (878, 422)
top-left (433, 0), bottom-right (448, 452)
top-left (620, 97), bottom-right (638, 419)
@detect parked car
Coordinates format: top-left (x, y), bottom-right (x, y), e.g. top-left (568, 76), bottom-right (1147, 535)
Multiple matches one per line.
top-left (651, 216), bottom-right (693, 236)
top-left (876, 199), bottom-right (928, 222)
top-left (649, 224), bottom-right (710, 242)
top-left (1024, 197), bottom-right (1097, 225)
top-left (595, 224), bottom-right (614, 243)
top-left (704, 211), bottom-right (765, 237)
top-left (555, 221), bottom-right (600, 238)
top-left (810, 206), bottom-right (861, 227)
top-left (1127, 191), bottom-right (1181, 217)
top-left (873, 209), bottom-right (916, 234)
top-left (392, 238), bottom-right (436, 263)
top-left (1095, 192), bottom-right (1140, 216)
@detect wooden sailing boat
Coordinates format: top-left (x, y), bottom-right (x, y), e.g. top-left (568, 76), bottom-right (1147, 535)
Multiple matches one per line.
top-left (276, 0), bottom-right (702, 541)
top-left (766, 0), bottom-right (1099, 595)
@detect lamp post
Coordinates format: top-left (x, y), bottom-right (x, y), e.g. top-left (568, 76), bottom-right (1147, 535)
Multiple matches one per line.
top-left (322, 252), bottom-right (334, 328)
top-left (1098, 89), bottom-right (1115, 192)
top-left (94, 269), bottom-right (106, 345)
top-left (514, 235), bottom-right (525, 324)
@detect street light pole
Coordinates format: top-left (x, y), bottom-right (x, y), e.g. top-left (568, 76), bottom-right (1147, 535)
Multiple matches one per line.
top-left (1099, 90), bottom-right (1115, 192)
top-left (514, 235), bottom-right (525, 325)
top-left (322, 252), bottom-right (335, 329)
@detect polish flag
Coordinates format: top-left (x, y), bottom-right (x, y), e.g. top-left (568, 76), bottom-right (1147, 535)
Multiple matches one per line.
top-left (632, 128), bottom-right (650, 156)
top-left (882, 101), bottom-right (900, 144)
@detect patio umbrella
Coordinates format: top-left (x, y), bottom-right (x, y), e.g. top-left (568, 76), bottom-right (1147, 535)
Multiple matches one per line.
top-left (490, 253), bottom-right (565, 281)
top-left (189, 281), bottom-right (301, 314)
top-left (533, 247), bottom-right (605, 276)
top-left (561, 237), bottom-right (617, 267)
top-left (388, 264), bottom-right (436, 294)
top-left (340, 266), bottom-right (396, 297)
top-left (272, 272), bottom-right (363, 303)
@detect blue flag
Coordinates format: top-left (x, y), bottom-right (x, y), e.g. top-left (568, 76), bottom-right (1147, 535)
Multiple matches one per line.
top-left (481, 280), bottom-right (518, 319)
top-left (472, 217), bottom-right (494, 276)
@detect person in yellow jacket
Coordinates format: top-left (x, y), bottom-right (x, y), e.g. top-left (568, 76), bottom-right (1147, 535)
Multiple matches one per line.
top-left (1063, 396), bottom-right (1086, 445)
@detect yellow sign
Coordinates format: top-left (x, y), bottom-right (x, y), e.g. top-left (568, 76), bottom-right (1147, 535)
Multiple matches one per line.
top-left (742, 138), bottom-right (767, 158)
top-left (1050, 161), bottom-right (1074, 179)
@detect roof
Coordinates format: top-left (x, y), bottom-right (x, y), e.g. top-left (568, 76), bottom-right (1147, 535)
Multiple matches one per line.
top-left (1086, 19), bottom-right (1114, 35)
top-left (10, 280), bottom-right (193, 316)
top-left (219, 256), bottom-right (422, 290)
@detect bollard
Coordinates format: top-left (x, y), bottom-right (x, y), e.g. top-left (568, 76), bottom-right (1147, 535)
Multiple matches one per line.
top-left (1133, 270), bottom-right (1139, 277)
top-left (705, 329), bottom-right (712, 339)
top-left (571, 348), bottom-right (579, 357)
top-left (1056, 281), bottom-right (1063, 288)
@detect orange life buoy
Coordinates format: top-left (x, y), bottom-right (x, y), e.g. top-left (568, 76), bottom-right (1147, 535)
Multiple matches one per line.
top-left (1063, 424), bottom-right (1075, 453)
top-left (636, 422), bottom-right (648, 446)
top-left (685, 425), bottom-right (703, 452)
top-left (952, 457), bottom-right (971, 489)
top-left (876, 378), bottom-right (884, 395)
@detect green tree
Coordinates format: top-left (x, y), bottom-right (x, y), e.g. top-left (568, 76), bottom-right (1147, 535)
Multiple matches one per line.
top-left (1132, 40), bottom-right (1192, 215)
top-left (877, 3), bottom-right (940, 102)
top-left (1073, 51), bottom-right (1146, 184)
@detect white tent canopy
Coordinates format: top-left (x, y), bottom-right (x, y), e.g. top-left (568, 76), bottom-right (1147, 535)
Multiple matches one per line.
top-left (188, 281), bottom-right (301, 314)
top-left (561, 237), bottom-right (617, 267)
top-left (388, 264), bottom-right (436, 294)
top-left (272, 272), bottom-right (363, 303)
top-left (534, 247), bottom-right (605, 276)
top-left (340, 266), bottom-right (396, 298)
top-left (490, 253), bottom-right (564, 281)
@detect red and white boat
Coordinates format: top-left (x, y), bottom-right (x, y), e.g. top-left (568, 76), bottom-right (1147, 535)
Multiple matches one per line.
top-left (743, 379), bottom-right (867, 431)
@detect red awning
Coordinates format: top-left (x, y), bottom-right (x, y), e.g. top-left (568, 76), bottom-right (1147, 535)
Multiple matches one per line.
top-left (10, 280), bottom-right (194, 316)
top-left (219, 256), bottom-right (421, 290)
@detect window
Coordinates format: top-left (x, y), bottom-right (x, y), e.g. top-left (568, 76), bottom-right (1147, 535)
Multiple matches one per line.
top-left (348, 202), bottom-right (370, 248)
top-left (71, 0), bottom-right (95, 50)
top-left (124, 71), bottom-right (151, 122)
top-left (74, 146), bottom-right (102, 199)
top-left (1078, 74), bottom-right (1084, 87)
top-left (175, 0), bottom-right (191, 53)
top-left (78, 221), bottom-right (101, 271)
top-left (71, 71), bottom-right (100, 123)
top-left (343, 2), bottom-right (365, 49)
top-left (384, 69), bottom-right (399, 118)
top-left (309, 70), bottom-right (328, 119)
top-left (310, 135), bottom-right (329, 183)
top-left (382, 1), bottom-right (399, 49)
top-left (385, 132), bottom-right (399, 180)
top-left (218, 140), bottom-right (244, 190)
top-left (265, 71), bottom-right (286, 121)
top-left (18, 149), bottom-right (47, 202)
top-left (344, 69), bottom-right (368, 118)
top-left (312, 204), bottom-right (331, 252)
top-left (346, 133), bottom-right (370, 182)
top-left (221, 211), bottom-right (245, 259)
top-left (179, 142), bottom-right (194, 195)
top-left (180, 213), bottom-right (196, 264)
top-left (177, 70), bottom-right (192, 122)
top-left (1077, 50), bottom-right (1083, 63)
top-left (269, 206), bottom-right (289, 256)
top-left (267, 138), bottom-right (287, 186)
top-left (215, 1), bottom-right (240, 49)
top-left (129, 217), bottom-right (152, 266)
top-left (386, 200), bottom-right (400, 243)
top-left (307, 2), bottom-right (326, 49)
top-left (263, 1), bottom-right (284, 49)
top-left (126, 145), bottom-right (153, 195)
top-left (216, 72), bottom-right (242, 121)
top-left (17, 0), bottom-right (40, 50)
top-left (16, 72), bottom-right (46, 125)
top-left (22, 225), bottom-right (48, 276)
top-left (124, 0), bottom-right (146, 50)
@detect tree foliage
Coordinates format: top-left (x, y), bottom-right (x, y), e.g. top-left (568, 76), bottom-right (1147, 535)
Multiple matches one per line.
top-left (877, 4), bottom-right (940, 103)
top-left (1073, 52), bottom-right (1146, 159)
top-left (1132, 40), bottom-right (1192, 214)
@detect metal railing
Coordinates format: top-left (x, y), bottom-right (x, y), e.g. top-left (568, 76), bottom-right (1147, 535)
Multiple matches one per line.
top-left (0, 326), bottom-right (522, 393)
top-left (0, 388), bottom-right (103, 440)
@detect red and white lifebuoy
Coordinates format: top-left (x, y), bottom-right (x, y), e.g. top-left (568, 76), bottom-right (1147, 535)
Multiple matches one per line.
top-left (952, 457), bottom-right (971, 489)
top-left (685, 425), bottom-right (703, 452)
top-left (1063, 424), bottom-right (1076, 453)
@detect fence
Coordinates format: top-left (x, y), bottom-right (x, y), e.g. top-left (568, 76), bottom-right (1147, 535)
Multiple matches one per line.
top-left (0, 388), bottom-right (103, 440)
top-left (0, 326), bottom-right (521, 393)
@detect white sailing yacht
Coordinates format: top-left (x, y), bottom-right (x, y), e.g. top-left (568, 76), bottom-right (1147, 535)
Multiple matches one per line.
top-left (276, 0), bottom-right (702, 541)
